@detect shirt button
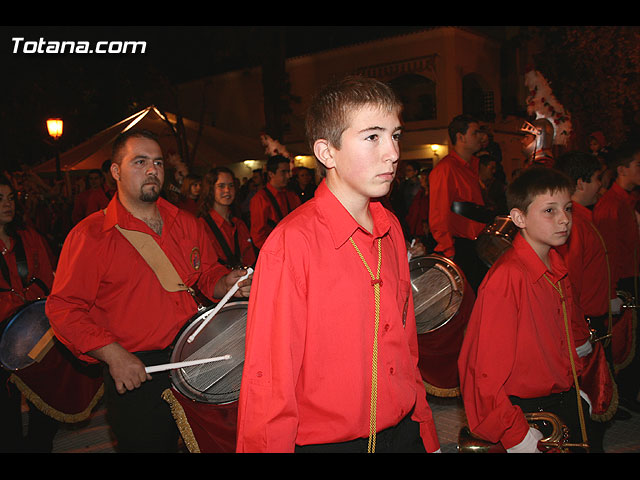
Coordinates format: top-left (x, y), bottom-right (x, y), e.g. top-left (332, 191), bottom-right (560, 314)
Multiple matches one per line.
top-left (389, 367), bottom-right (395, 375)
top-left (256, 371), bottom-right (263, 378)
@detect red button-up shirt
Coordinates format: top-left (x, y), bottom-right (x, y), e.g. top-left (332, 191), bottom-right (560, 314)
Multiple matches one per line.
top-left (557, 202), bottom-right (613, 344)
top-left (236, 180), bottom-right (440, 452)
top-left (428, 151), bottom-right (486, 258)
top-left (200, 208), bottom-right (256, 268)
top-left (1, 227), bottom-right (54, 321)
top-left (458, 233), bottom-right (580, 449)
top-left (593, 182), bottom-right (640, 286)
top-left (46, 194), bottom-right (229, 363)
top-left (249, 183), bottom-right (301, 249)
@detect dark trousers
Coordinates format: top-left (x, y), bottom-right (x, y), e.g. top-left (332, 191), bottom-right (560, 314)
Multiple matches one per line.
top-left (615, 276), bottom-right (640, 401)
top-left (294, 411), bottom-right (426, 453)
top-left (510, 388), bottom-right (602, 452)
top-left (102, 349), bottom-right (179, 453)
top-left (453, 237), bottom-right (488, 293)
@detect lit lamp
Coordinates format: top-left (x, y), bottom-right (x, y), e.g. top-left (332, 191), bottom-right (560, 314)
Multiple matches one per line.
top-left (46, 118), bottom-right (63, 140)
top-left (431, 144), bottom-right (441, 162)
top-left (46, 118), bottom-right (63, 178)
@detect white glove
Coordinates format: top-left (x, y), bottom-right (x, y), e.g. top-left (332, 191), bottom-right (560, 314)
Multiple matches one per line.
top-left (506, 427), bottom-right (544, 453)
top-left (611, 297), bottom-right (624, 315)
top-left (576, 340), bottom-right (593, 358)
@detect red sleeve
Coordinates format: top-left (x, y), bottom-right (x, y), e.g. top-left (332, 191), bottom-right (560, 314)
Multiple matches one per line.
top-left (458, 266), bottom-right (531, 449)
top-left (428, 164), bottom-right (456, 257)
top-left (236, 246), bottom-right (306, 452)
top-left (46, 225), bottom-right (118, 362)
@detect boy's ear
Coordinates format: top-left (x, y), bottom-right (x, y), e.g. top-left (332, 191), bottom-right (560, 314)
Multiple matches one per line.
top-left (313, 139), bottom-right (335, 170)
top-left (576, 178), bottom-right (585, 192)
top-left (510, 207), bottom-right (526, 229)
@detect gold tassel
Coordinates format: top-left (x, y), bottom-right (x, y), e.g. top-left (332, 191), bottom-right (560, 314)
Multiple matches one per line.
top-left (9, 374), bottom-right (103, 424)
top-left (161, 388), bottom-right (201, 453)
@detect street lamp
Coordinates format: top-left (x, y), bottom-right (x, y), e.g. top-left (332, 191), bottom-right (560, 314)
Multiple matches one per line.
top-left (46, 118), bottom-right (63, 178)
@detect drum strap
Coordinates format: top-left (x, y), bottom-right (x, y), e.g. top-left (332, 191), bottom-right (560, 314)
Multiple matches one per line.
top-left (263, 187), bottom-right (291, 228)
top-left (113, 224), bottom-right (210, 308)
top-left (202, 213), bottom-right (241, 269)
top-left (0, 234), bottom-right (49, 295)
top-left (349, 236), bottom-right (382, 454)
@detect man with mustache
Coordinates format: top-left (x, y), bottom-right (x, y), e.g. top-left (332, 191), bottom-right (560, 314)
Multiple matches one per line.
top-left (46, 129), bottom-right (252, 452)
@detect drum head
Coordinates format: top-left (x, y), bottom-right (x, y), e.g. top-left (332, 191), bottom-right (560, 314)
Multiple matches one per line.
top-left (410, 255), bottom-right (465, 334)
top-left (170, 301), bottom-right (248, 405)
top-left (0, 299), bottom-right (50, 371)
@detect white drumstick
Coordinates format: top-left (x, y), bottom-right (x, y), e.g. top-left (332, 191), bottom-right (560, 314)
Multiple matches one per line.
top-left (187, 267), bottom-right (253, 344)
top-left (145, 355), bottom-right (231, 374)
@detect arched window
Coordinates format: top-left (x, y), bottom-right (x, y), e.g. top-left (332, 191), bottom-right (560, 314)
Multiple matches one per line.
top-left (389, 74), bottom-right (437, 122)
top-left (462, 73), bottom-right (494, 122)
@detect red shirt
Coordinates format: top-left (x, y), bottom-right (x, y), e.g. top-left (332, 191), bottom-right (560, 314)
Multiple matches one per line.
top-left (72, 187), bottom-right (110, 224)
top-left (428, 151), bottom-right (486, 257)
top-left (557, 202), bottom-right (612, 344)
top-left (458, 233), bottom-right (580, 449)
top-left (46, 194), bottom-right (229, 363)
top-left (236, 180), bottom-right (440, 452)
top-left (1, 227), bottom-right (54, 321)
top-left (199, 208), bottom-right (256, 268)
top-left (593, 182), bottom-right (640, 285)
top-left (249, 183), bottom-right (301, 249)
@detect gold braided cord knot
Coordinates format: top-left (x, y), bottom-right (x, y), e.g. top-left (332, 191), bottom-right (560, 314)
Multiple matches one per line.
top-left (349, 236), bottom-right (382, 453)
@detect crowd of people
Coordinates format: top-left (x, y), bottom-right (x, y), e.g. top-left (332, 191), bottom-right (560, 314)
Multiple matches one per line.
top-left (1, 74), bottom-right (639, 453)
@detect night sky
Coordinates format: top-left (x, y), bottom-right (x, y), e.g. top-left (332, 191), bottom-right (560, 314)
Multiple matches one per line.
top-left (1, 26), bottom-right (505, 171)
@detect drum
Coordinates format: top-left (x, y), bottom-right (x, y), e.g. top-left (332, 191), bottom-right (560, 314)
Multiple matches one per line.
top-left (410, 254), bottom-right (466, 334)
top-left (475, 215), bottom-right (518, 267)
top-left (0, 299), bottom-right (103, 422)
top-left (1, 299), bottom-right (52, 371)
top-left (170, 301), bottom-right (248, 405)
top-left (164, 301), bottom-right (248, 453)
top-left (410, 255), bottom-right (475, 397)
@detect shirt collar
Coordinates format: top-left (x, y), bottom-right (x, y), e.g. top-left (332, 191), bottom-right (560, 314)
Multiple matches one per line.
top-left (512, 232), bottom-right (568, 284)
top-left (208, 207), bottom-right (234, 228)
top-left (449, 149), bottom-right (479, 173)
top-left (102, 193), bottom-right (179, 237)
top-left (314, 179), bottom-right (392, 249)
top-left (611, 181), bottom-right (636, 207)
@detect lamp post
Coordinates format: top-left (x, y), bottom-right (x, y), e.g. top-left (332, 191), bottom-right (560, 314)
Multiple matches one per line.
top-left (46, 118), bottom-right (63, 179)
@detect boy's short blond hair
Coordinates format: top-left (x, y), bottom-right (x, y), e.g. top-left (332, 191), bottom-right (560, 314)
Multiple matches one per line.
top-left (305, 75), bottom-right (402, 175)
top-left (507, 166), bottom-right (574, 213)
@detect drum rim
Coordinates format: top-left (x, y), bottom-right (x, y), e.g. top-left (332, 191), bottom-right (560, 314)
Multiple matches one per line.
top-left (170, 300), bottom-right (248, 405)
top-left (409, 254), bottom-right (465, 334)
top-left (0, 298), bottom-right (49, 371)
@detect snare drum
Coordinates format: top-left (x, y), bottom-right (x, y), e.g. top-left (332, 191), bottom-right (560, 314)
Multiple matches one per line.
top-left (410, 255), bottom-right (466, 334)
top-left (164, 301), bottom-right (248, 453)
top-left (475, 215), bottom-right (518, 267)
top-left (410, 255), bottom-right (475, 397)
top-left (0, 299), bottom-right (103, 422)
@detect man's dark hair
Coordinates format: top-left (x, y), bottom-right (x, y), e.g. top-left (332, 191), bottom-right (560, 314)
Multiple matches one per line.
top-left (448, 114), bottom-right (478, 145)
top-left (111, 129), bottom-right (159, 165)
top-left (554, 151), bottom-right (602, 184)
top-left (266, 155), bottom-right (289, 174)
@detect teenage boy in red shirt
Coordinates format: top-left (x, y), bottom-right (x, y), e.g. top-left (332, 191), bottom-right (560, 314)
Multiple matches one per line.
top-left (236, 75), bottom-right (440, 453)
top-left (458, 167), bottom-right (599, 452)
top-left (593, 142), bottom-right (640, 412)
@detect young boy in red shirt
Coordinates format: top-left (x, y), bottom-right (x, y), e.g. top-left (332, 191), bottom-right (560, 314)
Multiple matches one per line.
top-left (236, 75), bottom-right (440, 453)
top-left (458, 167), bottom-right (599, 452)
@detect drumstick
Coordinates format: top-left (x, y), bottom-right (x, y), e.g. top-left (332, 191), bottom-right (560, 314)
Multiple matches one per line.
top-left (145, 355), bottom-right (231, 374)
top-left (187, 267), bottom-right (253, 344)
